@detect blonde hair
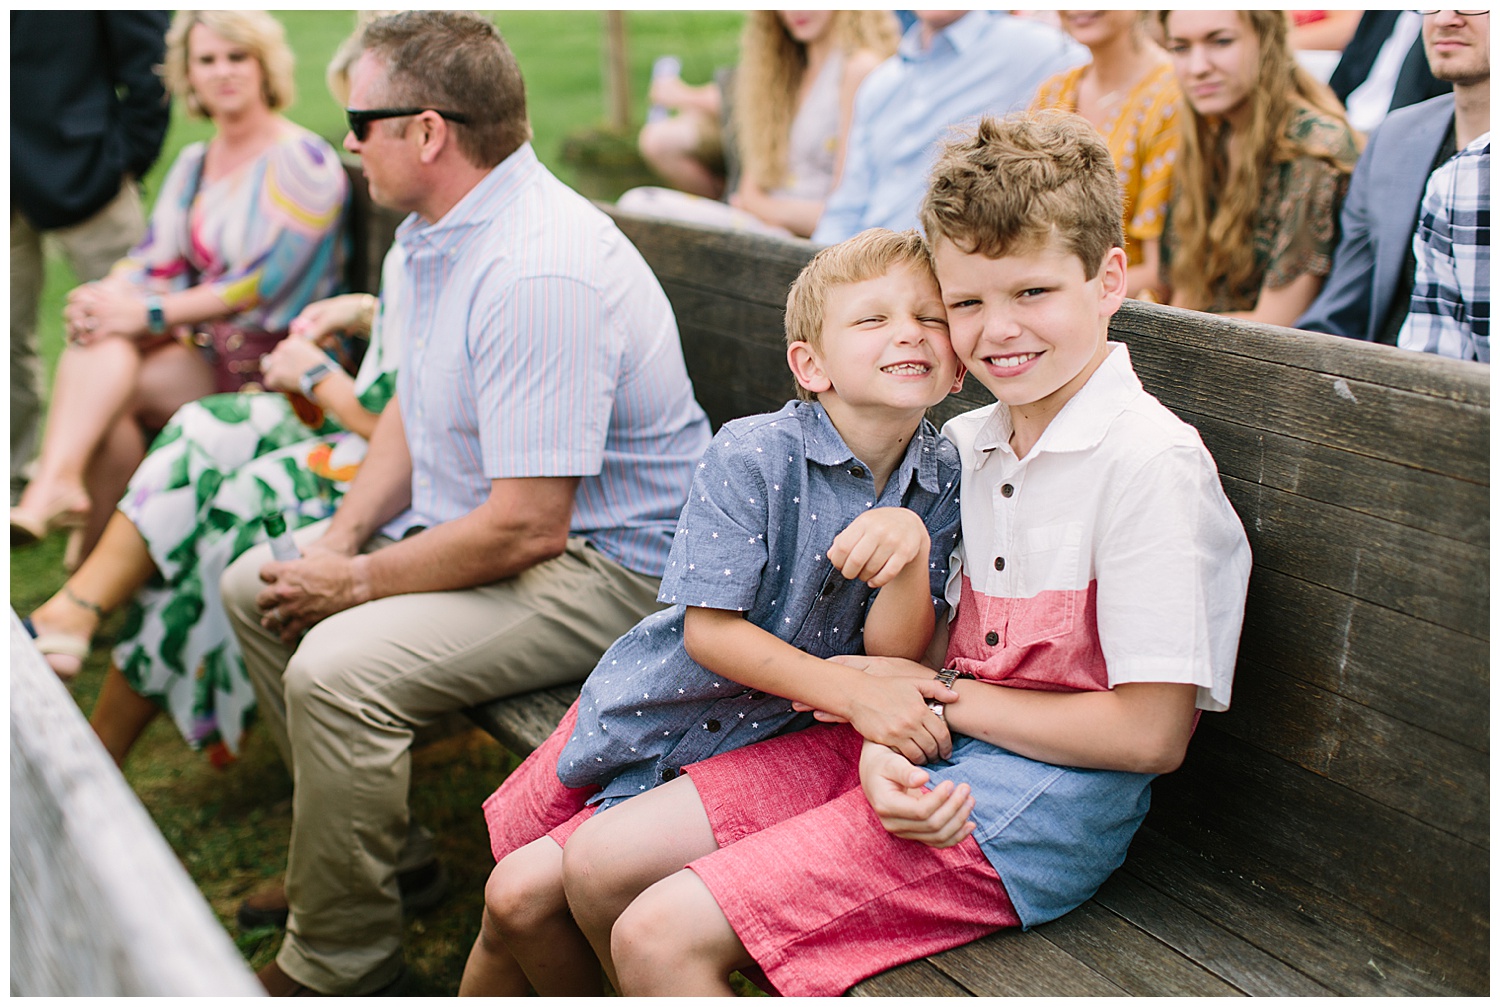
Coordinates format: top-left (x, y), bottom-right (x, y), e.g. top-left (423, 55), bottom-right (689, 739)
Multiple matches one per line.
top-left (734, 11), bottom-right (899, 191)
top-left (326, 10), bottom-right (399, 107)
top-left (1161, 10), bottom-right (1355, 309)
top-left (785, 228), bottom-right (936, 401)
top-left (921, 112), bottom-right (1124, 278)
top-left (164, 10), bottom-right (295, 118)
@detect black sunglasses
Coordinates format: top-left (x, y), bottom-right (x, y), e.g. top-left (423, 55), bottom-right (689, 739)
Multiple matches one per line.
top-left (346, 107), bottom-right (471, 141)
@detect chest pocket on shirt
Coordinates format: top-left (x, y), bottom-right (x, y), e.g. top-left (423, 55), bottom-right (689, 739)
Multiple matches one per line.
top-left (1007, 522), bottom-right (1085, 648)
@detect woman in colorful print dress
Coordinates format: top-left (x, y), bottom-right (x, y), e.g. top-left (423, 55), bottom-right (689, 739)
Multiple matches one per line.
top-left (1030, 11), bottom-right (1181, 300)
top-left (10, 10), bottom-right (347, 570)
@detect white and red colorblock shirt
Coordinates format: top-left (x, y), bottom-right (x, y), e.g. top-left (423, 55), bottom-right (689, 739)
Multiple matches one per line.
top-left (941, 342), bottom-right (1250, 712)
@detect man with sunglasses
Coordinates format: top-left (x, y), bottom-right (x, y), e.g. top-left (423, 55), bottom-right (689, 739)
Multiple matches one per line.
top-left (1298, 9), bottom-right (1490, 346)
top-left (222, 11), bottom-right (710, 996)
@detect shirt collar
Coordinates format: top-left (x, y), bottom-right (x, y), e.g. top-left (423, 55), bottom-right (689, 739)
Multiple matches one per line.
top-left (799, 400), bottom-right (943, 495)
top-left (973, 342), bottom-right (1143, 459)
top-left (897, 10), bottom-right (995, 62)
top-left (395, 142), bottom-right (542, 256)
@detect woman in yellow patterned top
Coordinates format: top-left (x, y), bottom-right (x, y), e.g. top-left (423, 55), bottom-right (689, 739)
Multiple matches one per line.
top-left (1030, 11), bottom-right (1180, 300)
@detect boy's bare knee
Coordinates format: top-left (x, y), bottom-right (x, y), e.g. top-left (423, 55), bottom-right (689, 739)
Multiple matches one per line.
top-left (485, 845), bottom-right (567, 937)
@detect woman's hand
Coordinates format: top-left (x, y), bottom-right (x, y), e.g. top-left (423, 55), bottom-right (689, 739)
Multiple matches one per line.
top-left (63, 283), bottom-right (149, 345)
top-left (260, 337), bottom-right (340, 395)
top-left (288, 292), bottom-right (378, 347)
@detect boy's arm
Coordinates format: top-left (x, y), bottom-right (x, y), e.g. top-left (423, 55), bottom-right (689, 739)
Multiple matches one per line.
top-left (831, 506), bottom-right (935, 662)
top-left (683, 607), bottom-right (957, 764)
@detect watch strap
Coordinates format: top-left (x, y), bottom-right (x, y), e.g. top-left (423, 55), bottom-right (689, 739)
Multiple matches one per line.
top-left (145, 296), bottom-right (167, 336)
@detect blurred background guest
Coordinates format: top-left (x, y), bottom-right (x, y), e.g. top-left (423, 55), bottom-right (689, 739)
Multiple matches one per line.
top-left (1158, 10), bottom-right (1358, 326)
top-left (10, 10), bottom-right (348, 571)
top-left (1329, 10), bottom-right (1451, 133)
top-left (619, 10), bottom-right (898, 238)
top-left (1030, 11), bottom-right (1181, 298)
top-left (11, 12), bottom-right (172, 505)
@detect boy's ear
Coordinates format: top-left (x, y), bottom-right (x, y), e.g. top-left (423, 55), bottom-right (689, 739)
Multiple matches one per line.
top-left (786, 341), bottom-right (832, 395)
top-left (1097, 246), bottom-right (1128, 318)
top-left (949, 361), bottom-right (967, 394)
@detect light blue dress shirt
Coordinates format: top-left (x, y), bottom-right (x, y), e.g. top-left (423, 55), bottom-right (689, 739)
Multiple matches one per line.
top-left (387, 143), bottom-right (711, 575)
top-left (813, 11), bottom-right (1086, 244)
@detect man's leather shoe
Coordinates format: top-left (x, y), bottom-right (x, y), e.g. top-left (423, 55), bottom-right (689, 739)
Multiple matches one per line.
top-left (256, 960), bottom-right (409, 996)
top-left (237, 859), bottom-right (449, 931)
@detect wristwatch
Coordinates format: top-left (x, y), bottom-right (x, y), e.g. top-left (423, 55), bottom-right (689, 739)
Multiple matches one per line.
top-left (298, 360), bottom-right (333, 400)
top-left (144, 295), bottom-right (167, 336)
top-left (927, 668), bottom-right (974, 718)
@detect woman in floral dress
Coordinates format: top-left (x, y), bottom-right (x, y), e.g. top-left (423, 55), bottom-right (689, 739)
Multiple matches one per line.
top-left (24, 250), bottom-right (404, 767)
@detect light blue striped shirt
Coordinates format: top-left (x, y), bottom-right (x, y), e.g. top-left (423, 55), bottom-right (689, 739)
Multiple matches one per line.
top-left (385, 143), bottom-right (711, 575)
top-left (813, 11), bottom-right (1085, 243)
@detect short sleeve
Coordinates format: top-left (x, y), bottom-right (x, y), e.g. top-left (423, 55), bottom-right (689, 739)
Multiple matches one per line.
top-left (473, 274), bottom-right (616, 479)
top-left (1262, 156), bottom-right (1351, 291)
top-left (656, 433), bottom-right (771, 612)
top-left (1094, 444), bottom-right (1251, 712)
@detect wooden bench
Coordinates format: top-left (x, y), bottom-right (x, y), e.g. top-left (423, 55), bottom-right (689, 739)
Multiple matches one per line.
top-left (364, 206), bottom-right (1487, 995)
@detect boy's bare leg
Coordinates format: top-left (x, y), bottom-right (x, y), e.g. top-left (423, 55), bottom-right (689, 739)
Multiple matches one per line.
top-left (460, 837), bottom-right (601, 996)
top-left (612, 869), bottom-right (751, 996)
top-left (563, 775), bottom-right (721, 989)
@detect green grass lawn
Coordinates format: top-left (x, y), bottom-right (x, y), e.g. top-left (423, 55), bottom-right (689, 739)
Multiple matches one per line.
top-left (11, 10), bottom-right (744, 994)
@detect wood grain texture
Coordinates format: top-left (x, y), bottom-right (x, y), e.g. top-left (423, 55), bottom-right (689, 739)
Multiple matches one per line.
top-left (1121, 828), bottom-right (1486, 996)
top-left (464, 683), bottom-right (581, 757)
top-left (1151, 735), bottom-right (1488, 957)
top-left (847, 958), bottom-right (971, 996)
top-left (922, 929), bottom-right (1127, 996)
top-left (10, 613), bottom-right (263, 996)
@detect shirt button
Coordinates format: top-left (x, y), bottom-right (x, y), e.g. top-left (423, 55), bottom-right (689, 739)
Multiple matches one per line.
top-left (985, 630), bottom-right (999, 647)
top-left (820, 580), bottom-right (836, 597)
top-left (661, 767), bottom-right (677, 782)
top-left (1001, 483), bottom-right (1014, 498)
top-left (850, 466), bottom-right (866, 479)
top-left (706, 719), bottom-right (721, 732)
top-left (749, 691), bottom-right (765, 701)
top-left (994, 556), bottom-right (1005, 571)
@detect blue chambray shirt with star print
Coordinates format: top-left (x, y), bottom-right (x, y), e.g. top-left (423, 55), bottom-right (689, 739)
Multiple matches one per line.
top-left (557, 399), bottom-right (962, 807)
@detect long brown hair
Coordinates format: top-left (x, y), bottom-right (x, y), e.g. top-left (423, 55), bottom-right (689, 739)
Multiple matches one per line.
top-left (734, 11), bottom-right (899, 191)
top-left (1162, 10), bottom-right (1355, 309)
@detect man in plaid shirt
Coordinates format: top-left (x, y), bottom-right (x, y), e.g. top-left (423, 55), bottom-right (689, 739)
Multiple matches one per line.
top-left (1399, 132), bottom-right (1490, 362)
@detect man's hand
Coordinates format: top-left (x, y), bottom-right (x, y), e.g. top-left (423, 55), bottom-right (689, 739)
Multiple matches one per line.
top-left (826, 507), bottom-right (929, 589)
top-left (254, 544), bottom-right (370, 645)
top-left (859, 740), bottom-right (976, 848)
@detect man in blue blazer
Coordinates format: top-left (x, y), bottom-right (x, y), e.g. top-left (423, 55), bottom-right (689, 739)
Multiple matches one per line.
top-left (10, 11), bottom-right (171, 498)
top-left (1298, 11), bottom-right (1490, 345)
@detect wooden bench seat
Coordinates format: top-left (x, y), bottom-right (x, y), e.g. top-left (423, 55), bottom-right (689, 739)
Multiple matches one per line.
top-left (443, 211), bottom-right (1487, 997)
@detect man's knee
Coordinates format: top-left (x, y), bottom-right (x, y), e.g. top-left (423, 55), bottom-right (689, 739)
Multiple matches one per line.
top-left (221, 542), bottom-right (272, 626)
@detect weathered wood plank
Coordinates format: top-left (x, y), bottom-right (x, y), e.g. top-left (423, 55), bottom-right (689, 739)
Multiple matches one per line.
top-left (921, 928), bottom-right (1127, 996)
top-left (463, 683), bottom-right (580, 758)
top-left (1236, 568), bottom-right (1488, 750)
top-left (1028, 899), bottom-right (1245, 996)
top-left (1185, 410), bottom-right (1487, 546)
top-left (1151, 735), bottom-right (1489, 956)
top-left (1222, 473), bottom-right (1488, 636)
top-left (612, 210), bottom-right (814, 309)
top-left (847, 958), bottom-right (971, 996)
top-left (1122, 828), bottom-right (1487, 996)
top-left (1093, 870), bottom-right (1333, 995)
top-left (1219, 660), bottom-right (1486, 845)
top-left (10, 613), bottom-right (263, 996)
top-left (1109, 299), bottom-right (1491, 408)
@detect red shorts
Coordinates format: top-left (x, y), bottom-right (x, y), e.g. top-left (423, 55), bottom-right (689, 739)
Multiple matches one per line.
top-left (481, 699), bottom-right (599, 861)
top-left (683, 722), bottom-right (1020, 997)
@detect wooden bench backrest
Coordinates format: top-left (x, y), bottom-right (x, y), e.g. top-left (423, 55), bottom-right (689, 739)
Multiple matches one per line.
top-left (604, 211), bottom-right (1490, 980)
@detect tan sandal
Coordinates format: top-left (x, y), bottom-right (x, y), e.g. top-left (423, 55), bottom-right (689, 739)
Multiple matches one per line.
top-left (21, 618), bottom-right (91, 682)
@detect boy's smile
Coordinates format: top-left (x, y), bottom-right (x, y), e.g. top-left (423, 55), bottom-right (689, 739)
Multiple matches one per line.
top-left (933, 236), bottom-right (1126, 447)
top-left (789, 263), bottom-right (963, 416)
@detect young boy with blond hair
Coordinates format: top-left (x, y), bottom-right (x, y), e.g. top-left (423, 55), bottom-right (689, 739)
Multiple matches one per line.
top-left (556, 111), bottom-right (1252, 997)
top-left (460, 227), bottom-right (967, 995)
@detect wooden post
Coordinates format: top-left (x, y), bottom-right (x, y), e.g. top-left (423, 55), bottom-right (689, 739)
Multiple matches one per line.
top-left (603, 11), bottom-right (631, 131)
